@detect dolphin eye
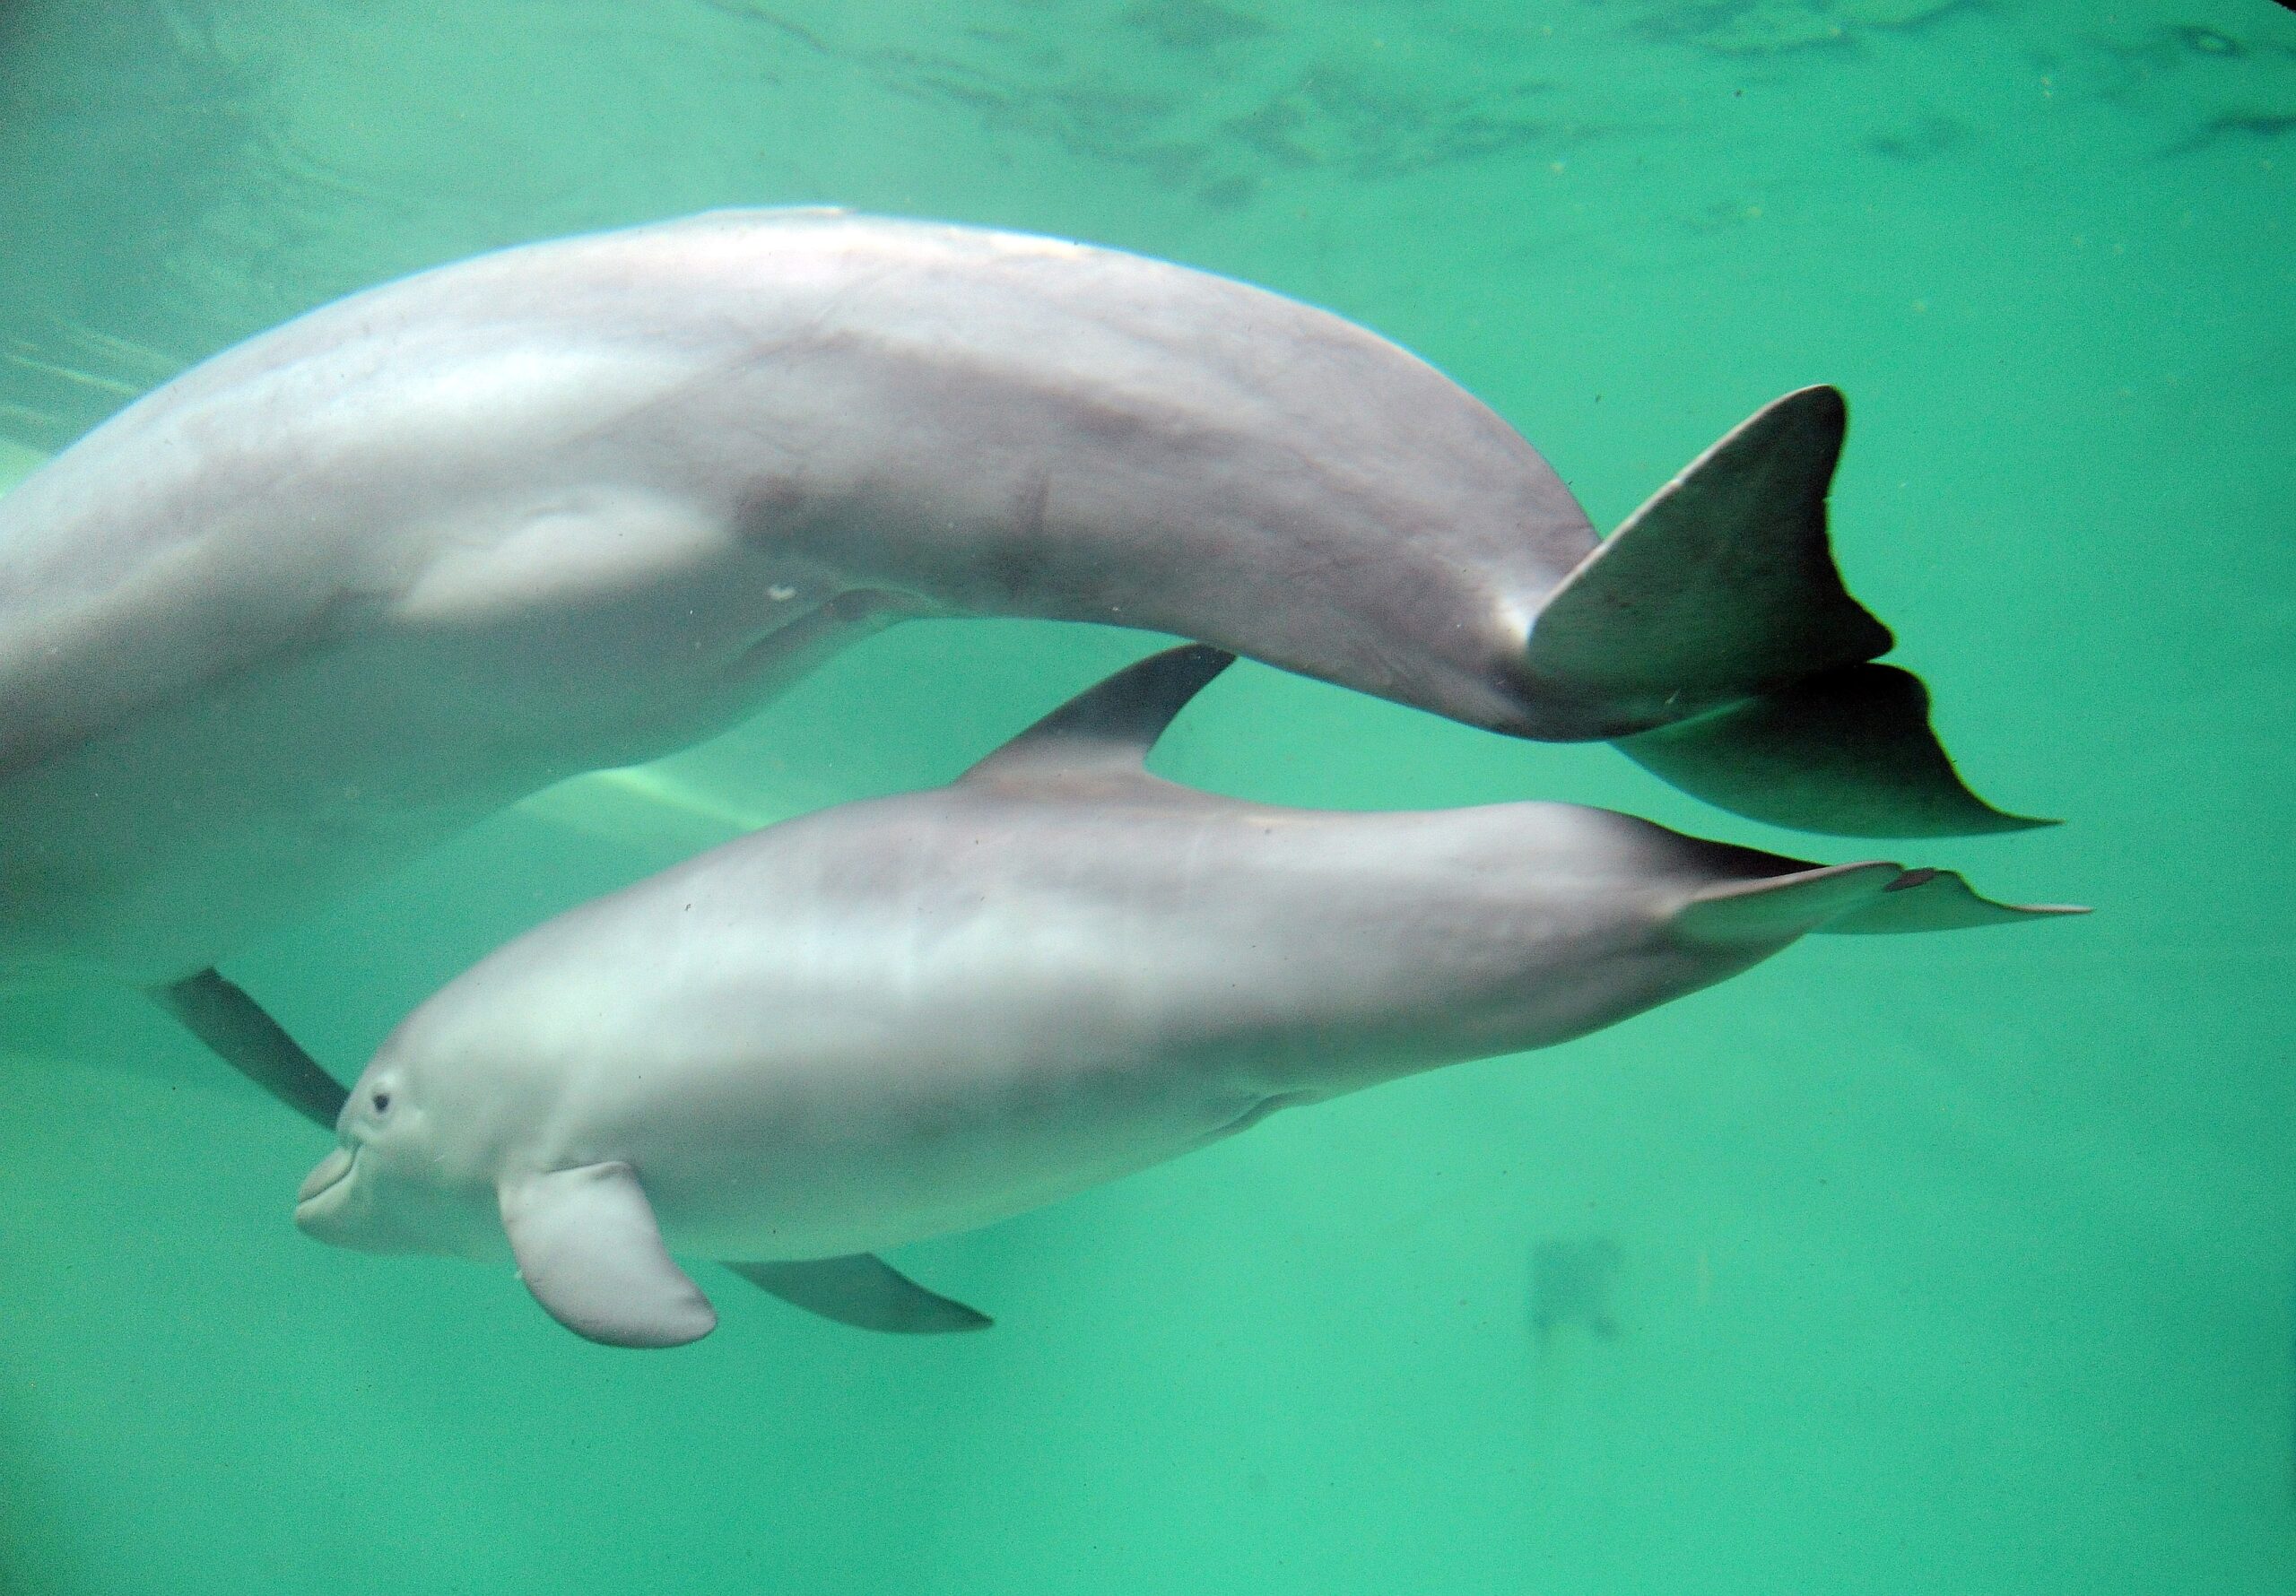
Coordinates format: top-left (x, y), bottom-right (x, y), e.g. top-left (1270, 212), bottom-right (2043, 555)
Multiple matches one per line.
top-left (371, 1090), bottom-right (392, 1115)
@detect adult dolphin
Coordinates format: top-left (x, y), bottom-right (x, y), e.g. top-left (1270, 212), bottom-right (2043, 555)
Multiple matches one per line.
top-left (293, 646), bottom-right (2079, 1349)
top-left (0, 208), bottom-right (2039, 1127)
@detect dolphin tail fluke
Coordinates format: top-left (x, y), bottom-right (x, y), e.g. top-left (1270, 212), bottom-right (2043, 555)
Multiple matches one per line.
top-left (1522, 386), bottom-right (2045, 837)
top-left (1673, 862), bottom-right (1904, 946)
top-left (1819, 867), bottom-right (2089, 932)
top-left (1616, 664), bottom-right (2048, 837)
top-left (152, 969), bottom-right (350, 1130)
top-left (1676, 861), bottom-right (2087, 946)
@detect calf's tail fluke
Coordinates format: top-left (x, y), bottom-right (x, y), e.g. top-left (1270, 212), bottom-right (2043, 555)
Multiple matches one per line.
top-left (1521, 385), bottom-right (2047, 838)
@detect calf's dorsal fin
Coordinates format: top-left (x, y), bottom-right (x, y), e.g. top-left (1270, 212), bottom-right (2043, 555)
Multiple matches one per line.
top-left (961, 644), bottom-right (1233, 788)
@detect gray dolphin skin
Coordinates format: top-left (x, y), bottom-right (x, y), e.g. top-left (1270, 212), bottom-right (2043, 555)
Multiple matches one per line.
top-left (294, 647), bottom-right (2080, 1349)
top-left (0, 208), bottom-right (2039, 1124)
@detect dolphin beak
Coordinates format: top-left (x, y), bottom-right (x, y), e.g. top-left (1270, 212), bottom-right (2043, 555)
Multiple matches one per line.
top-left (297, 1145), bottom-right (355, 1210)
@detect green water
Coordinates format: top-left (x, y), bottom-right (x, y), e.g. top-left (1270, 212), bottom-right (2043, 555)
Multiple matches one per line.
top-left (2, 2), bottom-right (2292, 1591)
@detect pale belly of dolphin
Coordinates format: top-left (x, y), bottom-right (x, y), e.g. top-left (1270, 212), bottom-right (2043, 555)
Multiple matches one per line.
top-left (625, 1062), bottom-right (1299, 1262)
top-left (0, 569), bottom-right (883, 990)
top-left (0, 665), bottom-right (629, 989)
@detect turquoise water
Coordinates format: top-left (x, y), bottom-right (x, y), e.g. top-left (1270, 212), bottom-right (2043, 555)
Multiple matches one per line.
top-left (2, 2), bottom-right (2292, 1592)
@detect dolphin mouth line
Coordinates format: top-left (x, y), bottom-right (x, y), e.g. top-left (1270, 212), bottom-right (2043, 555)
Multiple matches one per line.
top-left (296, 1144), bottom-right (357, 1210)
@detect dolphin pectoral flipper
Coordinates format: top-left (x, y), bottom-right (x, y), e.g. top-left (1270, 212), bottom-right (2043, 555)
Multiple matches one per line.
top-left (725, 1255), bottom-right (994, 1334)
top-left (1818, 868), bottom-right (2090, 932)
top-left (151, 969), bottom-right (350, 1130)
top-left (499, 1164), bottom-right (717, 1349)
top-left (721, 588), bottom-right (919, 698)
top-left (1524, 386), bottom-right (2041, 838)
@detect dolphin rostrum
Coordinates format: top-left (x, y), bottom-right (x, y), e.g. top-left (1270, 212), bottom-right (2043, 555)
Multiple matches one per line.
top-left (0, 209), bottom-right (2044, 1126)
top-left (293, 646), bottom-right (2080, 1348)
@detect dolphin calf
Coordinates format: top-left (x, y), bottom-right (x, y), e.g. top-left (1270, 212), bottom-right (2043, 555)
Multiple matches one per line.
top-left (294, 647), bottom-right (2079, 1349)
top-left (0, 208), bottom-right (2040, 1126)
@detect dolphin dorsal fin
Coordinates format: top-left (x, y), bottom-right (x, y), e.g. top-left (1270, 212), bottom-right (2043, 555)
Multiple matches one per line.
top-left (961, 645), bottom-right (1234, 788)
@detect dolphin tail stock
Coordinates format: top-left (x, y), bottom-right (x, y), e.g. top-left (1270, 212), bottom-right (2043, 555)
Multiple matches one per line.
top-left (150, 969), bottom-right (350, 1130)
top-left (1520, 385), bottom-right (2047, 838)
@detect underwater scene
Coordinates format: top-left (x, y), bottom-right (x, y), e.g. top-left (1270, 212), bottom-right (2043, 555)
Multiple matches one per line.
top-left (1, 1), bottom-right (2292, 1591)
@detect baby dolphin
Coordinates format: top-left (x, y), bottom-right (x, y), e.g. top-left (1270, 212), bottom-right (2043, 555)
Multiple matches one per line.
top-left (1, 209), bottom-right (2039, 1125)
top-left (294, 647), bottom-right (2079, 1349)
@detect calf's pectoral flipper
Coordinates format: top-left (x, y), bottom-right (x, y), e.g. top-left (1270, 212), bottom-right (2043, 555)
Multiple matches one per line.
top-left (726, 1255), bottom-right (994, 1334)
top-left (500, 1163), bottom-right (718, 1348)
top-left (151, 969), bottom-right (350, 1130)
top-left (1524, 386), bottom-right (2045, 838)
